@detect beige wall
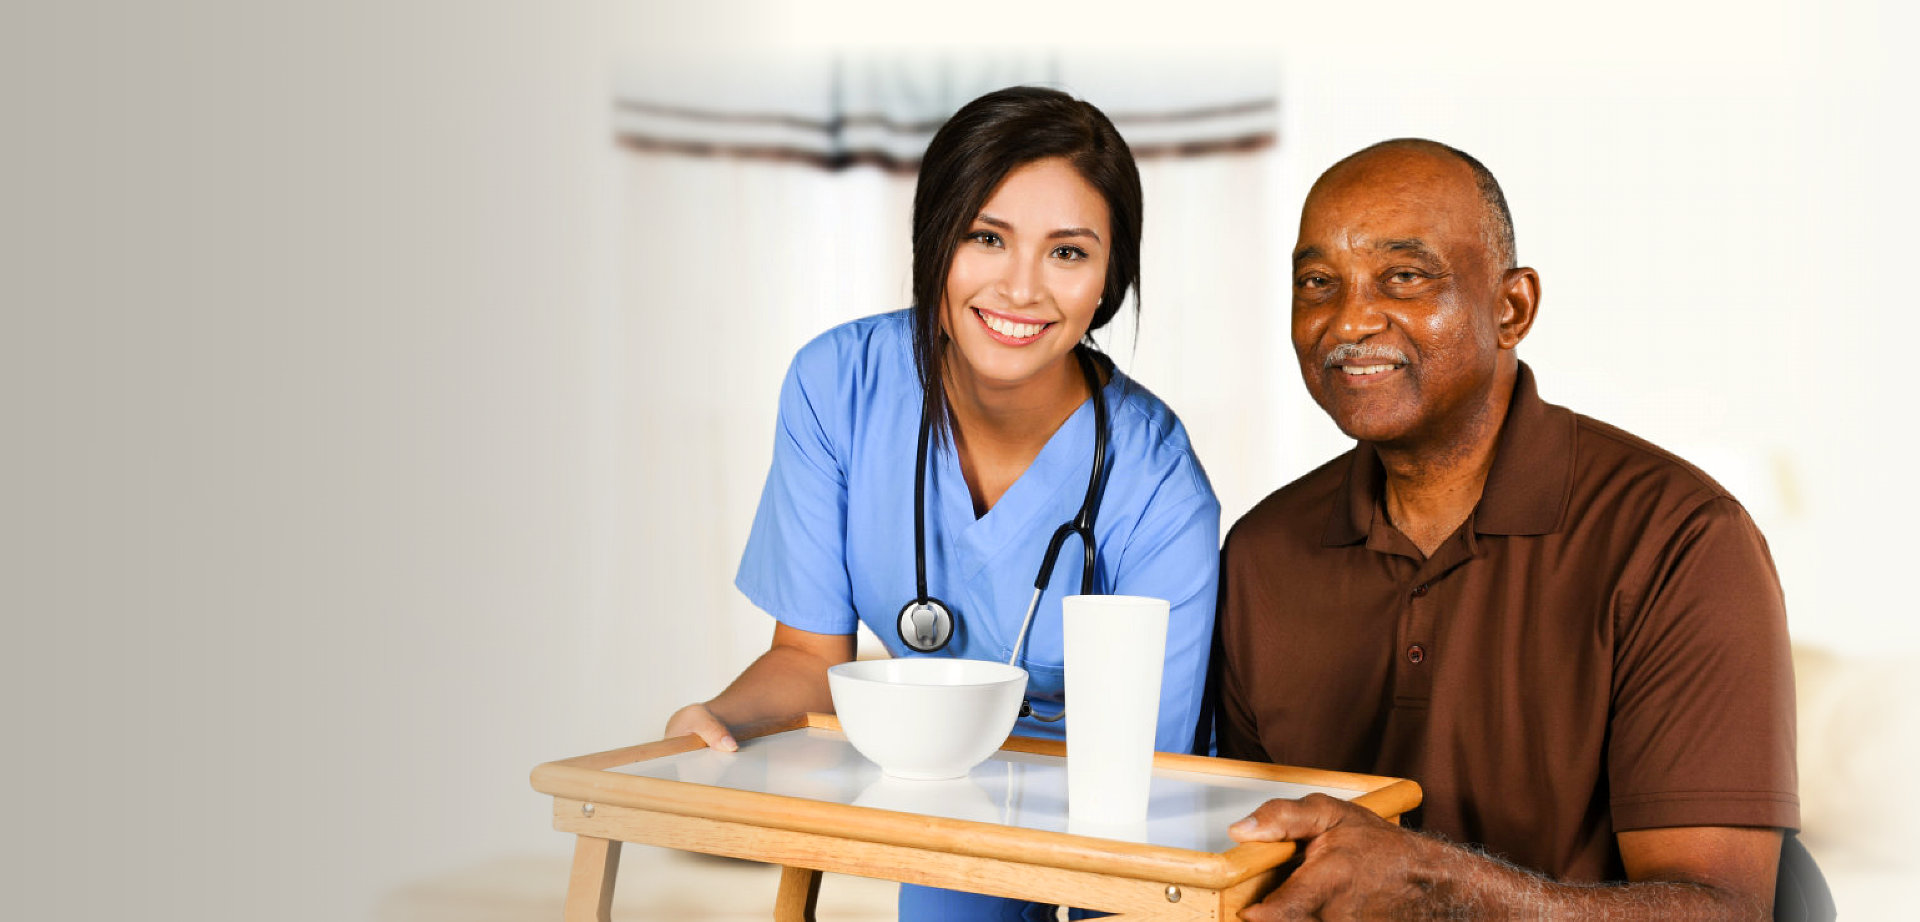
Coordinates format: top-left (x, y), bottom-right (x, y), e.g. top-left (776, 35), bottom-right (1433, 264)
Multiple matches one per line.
top-left (8, 2), bottom-right (628, 917)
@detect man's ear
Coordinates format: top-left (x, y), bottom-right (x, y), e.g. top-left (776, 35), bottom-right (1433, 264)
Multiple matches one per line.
top-left (1496, 267), bottom-right (1541, 349)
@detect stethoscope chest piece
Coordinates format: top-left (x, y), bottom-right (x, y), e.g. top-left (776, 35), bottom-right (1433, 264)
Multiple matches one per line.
top-left (897, 597), bottom-right (954, 653)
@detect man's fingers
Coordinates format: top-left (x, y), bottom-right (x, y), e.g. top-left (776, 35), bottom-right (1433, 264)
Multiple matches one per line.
top-left (1229, 793), bottom-right (1352, 843)
top-left (1241, 876), bottom-right (1330, 922)
top-left (1240, 823), bottom-right (1346, 921)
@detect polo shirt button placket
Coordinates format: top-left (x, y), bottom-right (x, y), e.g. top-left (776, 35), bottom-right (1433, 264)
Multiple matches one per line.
top-left (1396, 576), bottom-right (1440, 702)
top-left (1407, 583), bottom-right (1433, 669)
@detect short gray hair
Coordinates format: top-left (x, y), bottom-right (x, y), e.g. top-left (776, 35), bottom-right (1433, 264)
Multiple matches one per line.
top-left (1336, 138), bottom-right (1516, 270)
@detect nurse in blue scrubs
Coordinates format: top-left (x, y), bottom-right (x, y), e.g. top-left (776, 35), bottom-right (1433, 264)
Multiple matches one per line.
top-left (665, 86), bottom-right (1220, 922)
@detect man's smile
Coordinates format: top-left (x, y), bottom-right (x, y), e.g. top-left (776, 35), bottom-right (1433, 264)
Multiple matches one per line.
top-left (1322, 342), bottom-right (1410, 382)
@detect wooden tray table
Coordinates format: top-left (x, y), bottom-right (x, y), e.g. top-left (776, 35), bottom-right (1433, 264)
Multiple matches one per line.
top-left (530, 713), bottom-right (1420, 921)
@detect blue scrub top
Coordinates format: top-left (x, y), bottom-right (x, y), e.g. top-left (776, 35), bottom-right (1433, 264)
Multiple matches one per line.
top-left (736, 310), bottom-right (1220, 750)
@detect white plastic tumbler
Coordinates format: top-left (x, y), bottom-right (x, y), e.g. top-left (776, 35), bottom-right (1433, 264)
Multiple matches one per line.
top-left (1062, 594), bottom-right (1170, 824)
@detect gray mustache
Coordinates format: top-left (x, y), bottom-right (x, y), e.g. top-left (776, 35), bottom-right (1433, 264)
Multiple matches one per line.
top-left (1324, 343), bottom-right (1409, 368)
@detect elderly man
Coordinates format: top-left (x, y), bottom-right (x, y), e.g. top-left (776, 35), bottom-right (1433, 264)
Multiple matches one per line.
top-left (1215, 139), bottom-right (1797, 917)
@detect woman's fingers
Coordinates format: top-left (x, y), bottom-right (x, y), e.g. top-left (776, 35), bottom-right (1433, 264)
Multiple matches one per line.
top-left (665, 703), bottom-right (738, 752)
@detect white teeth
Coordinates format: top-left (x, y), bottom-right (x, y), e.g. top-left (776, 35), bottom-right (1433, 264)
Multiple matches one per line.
top-left (980, 311), bottom-right (1046, 339)
top-left (1341, 364), bottom-right (1400, 376)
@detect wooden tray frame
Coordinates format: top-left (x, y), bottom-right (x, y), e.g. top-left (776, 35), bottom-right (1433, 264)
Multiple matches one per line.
top-left (531, 713), bottom-right (1421, 921)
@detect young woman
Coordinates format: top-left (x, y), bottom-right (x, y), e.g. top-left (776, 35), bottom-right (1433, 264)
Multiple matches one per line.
top-left (666, 86), bottom-right (1220, 921)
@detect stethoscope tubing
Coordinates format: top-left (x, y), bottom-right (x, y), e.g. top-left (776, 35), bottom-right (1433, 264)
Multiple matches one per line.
top-left (899, 347), bottom-right (1110, 723)
top-left (1007, 348), bottom-right (1108, 668)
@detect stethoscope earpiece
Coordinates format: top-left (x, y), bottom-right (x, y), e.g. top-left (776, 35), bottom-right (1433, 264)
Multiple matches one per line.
top-left (897, 597), bottom-right (955, 653)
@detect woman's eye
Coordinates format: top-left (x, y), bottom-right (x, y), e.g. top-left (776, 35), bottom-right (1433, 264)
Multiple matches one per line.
top-left (965, 231), bottom-right (1003, 247)
top-left (1051, 245), bottom-right (1088, 261)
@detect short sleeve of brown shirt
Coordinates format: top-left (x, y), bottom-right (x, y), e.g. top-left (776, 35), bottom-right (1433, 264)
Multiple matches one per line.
top-left (1216, 364), bottom-right (1797, 883)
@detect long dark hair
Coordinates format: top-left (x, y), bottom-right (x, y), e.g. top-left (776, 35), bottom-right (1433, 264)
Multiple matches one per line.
top-left (909, 86), bottom-right (1143, 442)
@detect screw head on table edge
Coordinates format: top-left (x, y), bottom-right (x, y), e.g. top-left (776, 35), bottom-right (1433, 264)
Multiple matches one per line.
top-left (582, 802), bottom-right (595, 817)
top-left (1165, 884), bottom-right (1181, 902)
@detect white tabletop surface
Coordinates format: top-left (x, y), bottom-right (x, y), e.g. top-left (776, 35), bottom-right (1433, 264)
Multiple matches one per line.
top-left (612, 727), bottom-right (1358, 853)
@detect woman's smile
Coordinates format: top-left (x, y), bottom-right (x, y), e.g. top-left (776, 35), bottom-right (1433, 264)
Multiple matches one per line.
top-left (972, 306), bottom-right (1054, 344)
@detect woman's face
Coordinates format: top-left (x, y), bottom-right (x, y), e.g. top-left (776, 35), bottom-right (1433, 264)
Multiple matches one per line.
top-left (941, 157), bottom-right (1111, 395)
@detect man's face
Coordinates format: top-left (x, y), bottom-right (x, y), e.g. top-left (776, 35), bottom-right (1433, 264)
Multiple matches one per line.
top-left (1290, 148), bottom-right (1516, 450)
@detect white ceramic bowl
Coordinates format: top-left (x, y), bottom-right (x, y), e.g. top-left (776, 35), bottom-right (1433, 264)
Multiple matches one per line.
top-left (827, 658), bottom-right (1028, 780)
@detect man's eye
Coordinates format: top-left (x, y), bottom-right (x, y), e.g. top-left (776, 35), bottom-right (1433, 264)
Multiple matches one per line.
top-left (1388, 270), bottom-right (1425, 284)
top-left (1051, 245), bottom-right (1088, 261)
top-left (1297, 274), bottom-right (1329, 289)
top-left (965, 231), bottom-right (1003, 247)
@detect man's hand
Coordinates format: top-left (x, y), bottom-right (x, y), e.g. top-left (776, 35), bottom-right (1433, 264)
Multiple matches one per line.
top-left (1230, 793), bottom-right (1457, 920)
top-left (1227, 795), bottom-right (1780, 920)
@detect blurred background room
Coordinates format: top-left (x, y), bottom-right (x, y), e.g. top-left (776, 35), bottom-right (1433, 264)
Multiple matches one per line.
top-left (7, 1), bottom-right (1916, 919)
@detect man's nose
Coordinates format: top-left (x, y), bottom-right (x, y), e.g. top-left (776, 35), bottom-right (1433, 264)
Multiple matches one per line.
top-left (1329, 283), bottom-right (1389, 342)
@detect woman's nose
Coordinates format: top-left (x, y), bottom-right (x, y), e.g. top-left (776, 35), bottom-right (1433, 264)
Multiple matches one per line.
top-left (995, 252), bottom-right (1043, 307)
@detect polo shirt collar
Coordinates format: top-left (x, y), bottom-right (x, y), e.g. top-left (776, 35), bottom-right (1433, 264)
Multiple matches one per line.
top-left (1322, 361), bottom-right (1574, 547)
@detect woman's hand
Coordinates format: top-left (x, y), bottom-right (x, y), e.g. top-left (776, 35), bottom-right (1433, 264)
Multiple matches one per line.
top-left (664, 624), bottom-right (855, 754)
top-left (665, 702), bottom-right (738, 752)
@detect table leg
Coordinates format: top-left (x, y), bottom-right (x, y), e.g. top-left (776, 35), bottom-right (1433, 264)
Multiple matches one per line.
top-left (774, 865), bottom-right (822, 922)
top-left (565, 835), bottom-right (622, 922)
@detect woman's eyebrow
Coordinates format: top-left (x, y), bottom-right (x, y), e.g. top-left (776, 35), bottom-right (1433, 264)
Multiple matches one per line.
top-left (973, 213), bottom-right (1102, 243)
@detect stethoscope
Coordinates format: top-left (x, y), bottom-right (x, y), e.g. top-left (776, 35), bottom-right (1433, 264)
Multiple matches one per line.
top-left (896, 347), bottom-right (1110, 722)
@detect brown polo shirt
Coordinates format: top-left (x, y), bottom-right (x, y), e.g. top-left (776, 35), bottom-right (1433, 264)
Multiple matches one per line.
top-left (1217, 363), bottom-right (1798, 883)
